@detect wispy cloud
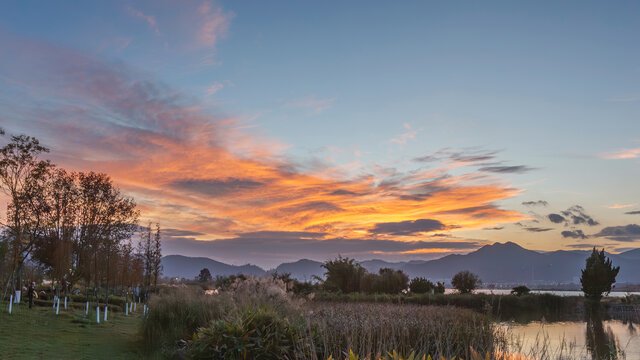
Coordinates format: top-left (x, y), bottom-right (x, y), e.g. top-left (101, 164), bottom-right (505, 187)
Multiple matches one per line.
top-left (126, 5), bottom-right (160, 35)
top-left (390, 123), bottom-right (417, 145)
top-left (206, 82), bottom-right (224, 96)
top-left (197, 2), bottom-right (233, 49)
top-left (601, 148), bottom-right (640, 159)
top-left (607, 203), bottom-right (638, 209)
top-left (284, 95), bottom-right (336, 114)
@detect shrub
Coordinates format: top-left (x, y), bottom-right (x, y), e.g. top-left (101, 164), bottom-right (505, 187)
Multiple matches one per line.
top-left (451, 271), bottom-right (480, 294)
top-left (511, 286), bottom-right (530, 296)
top-left (409, 277), bottom-right (434, 294)
top-left (187, 306), bottom-right (308, 359)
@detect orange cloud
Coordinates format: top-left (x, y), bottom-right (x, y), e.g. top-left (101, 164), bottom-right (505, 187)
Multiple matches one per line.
top-left (0, 33), bottom-right (526, 251)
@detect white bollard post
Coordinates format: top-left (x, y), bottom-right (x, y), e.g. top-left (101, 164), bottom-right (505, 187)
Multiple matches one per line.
top-left (56, 298), bottom-right (60, 315)
top-left (134, 302), bottom-right (136, 312)
top-left (104, 306), bottom-right (108, 322)
top-left (64, 297), bottom-right (67, 310)
top-left (85, 301), bottom-right (89, 315)
top-left (96, 306), bottom-right (100, 324)
top-left (8, 295), bottom-right (13, 314)
top-left (125, 302), bottom-right (129, 316)
top-left (53, 295), bottom-right (57, 308)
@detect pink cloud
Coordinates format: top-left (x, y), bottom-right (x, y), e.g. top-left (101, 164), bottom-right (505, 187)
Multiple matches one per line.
top-left (126, 6), bottom-right (160, 35)
top-left (197, 2), bottom-right (233, 48)
top-left (601, 148), bottom-right (640, 159)
top-left (390, 123), bottom-right (418, 145)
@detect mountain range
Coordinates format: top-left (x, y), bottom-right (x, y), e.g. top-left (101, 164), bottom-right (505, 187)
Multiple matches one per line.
top-left (161, 242), bottom-right (640, 284)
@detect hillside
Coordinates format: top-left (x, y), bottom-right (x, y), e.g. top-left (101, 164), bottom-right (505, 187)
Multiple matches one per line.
top-left (162, 242), bottom-right (640, 284)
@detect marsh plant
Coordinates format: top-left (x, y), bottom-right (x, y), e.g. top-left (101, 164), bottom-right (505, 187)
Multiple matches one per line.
top-left (141, 277), bottom-right (502, 359)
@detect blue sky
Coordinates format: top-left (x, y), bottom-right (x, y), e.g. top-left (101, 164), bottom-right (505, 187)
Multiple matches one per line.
top-left (1, 1), bottom-right (639, 266)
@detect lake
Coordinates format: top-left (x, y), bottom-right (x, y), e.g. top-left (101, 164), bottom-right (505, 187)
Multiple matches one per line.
top-left (503, 319), bottom-right (640, 359)
top-left (444, 289), bottom-right (640, 297)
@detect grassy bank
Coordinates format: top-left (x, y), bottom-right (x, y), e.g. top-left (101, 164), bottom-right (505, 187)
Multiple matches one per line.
top-left (313, 292), bottom-right (583, 322)
top-left (142, 278), bottom-right (502, 359)
top-left (0, 305), bottom-right (143, 359)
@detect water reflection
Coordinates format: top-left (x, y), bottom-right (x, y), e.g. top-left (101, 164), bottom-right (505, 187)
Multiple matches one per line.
top-left (585, 304), bottom-right (621, 359)
top-left (502, 306), bottom-right (640, 359)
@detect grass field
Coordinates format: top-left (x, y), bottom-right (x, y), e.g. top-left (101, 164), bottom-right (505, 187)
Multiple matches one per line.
top-left (0, 304), bottom-right (143, 360)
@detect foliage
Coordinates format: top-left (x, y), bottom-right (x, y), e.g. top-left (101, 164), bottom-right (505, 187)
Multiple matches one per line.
top-left (187, 306), bottom-right (306, 359)
top-left (312, 291), bottom-right (574, 322)
top-left (197, 268), bottom-right (213, 283)
top-left (322, 256), bottom-right (366, 293)
top-left (0, 130), bottom-right (143, 303)
top-left (409, 277), bottom-right (435, 294)
top-left (322, 257), bottom-right (409, 294)
top-left (510, 286), bottom-right (530, 296)
top-left (143, 278), bottom-right (501, 359)
top-left (451, 270), bottom-right (480, 294)
top-left (580, 248), bottom-right (620, 301)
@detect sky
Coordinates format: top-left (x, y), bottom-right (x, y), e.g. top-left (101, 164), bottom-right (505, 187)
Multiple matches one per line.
top-left (1, 1), bottom-right (639, 268)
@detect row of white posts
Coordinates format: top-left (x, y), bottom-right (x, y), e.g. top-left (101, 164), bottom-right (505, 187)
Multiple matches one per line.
top-left (8, 294), bottom-right (149, 323)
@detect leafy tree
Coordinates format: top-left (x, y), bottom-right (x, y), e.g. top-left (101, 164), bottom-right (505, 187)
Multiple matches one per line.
top-left (197, 268), bottom-right (213, 283)
top-left (511, 285), bottom-right (531, 296)
top-left (376, 268), bottom-right (409, 294)
top-left (434, 281), bottom-right (446, 294)
top-left (0, 133), bottom-right (52, 294)
top-left (451, 270), bottom-right (480, 294)
top-left (322, 256), bottom-right (365, 293)
top-left (409, 277), bottom-right (435, 294)
top-left (580, 248), bottom-right (620, 301)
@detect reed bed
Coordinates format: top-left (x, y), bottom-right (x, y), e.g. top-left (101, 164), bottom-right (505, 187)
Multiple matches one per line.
top-left (141, 278), bottom-right (502, 359)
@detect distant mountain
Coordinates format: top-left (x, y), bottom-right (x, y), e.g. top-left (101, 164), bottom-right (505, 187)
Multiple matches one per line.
top-left (161, 255), bottom-right (265, 279)
top-left (359, 259), bottom-right (406, 273)
top-left (402, 242), bottom-right (640, 284)
top-left (273, 259), bottom-right (324, 281)
top-left (618, 248), bottom-right (640, 260)
top-left (162, 243), bottom-right (640, 284)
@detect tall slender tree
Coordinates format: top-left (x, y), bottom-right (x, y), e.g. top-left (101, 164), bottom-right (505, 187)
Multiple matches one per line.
top-left (0, 133), bottom-right (53, 295)
top-left (581, 248), bottom-right (620, 302)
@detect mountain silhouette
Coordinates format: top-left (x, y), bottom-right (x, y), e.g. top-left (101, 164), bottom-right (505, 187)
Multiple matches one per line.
top-left (161, 255), bottom-right (265, 279)
top-left (161, 242), bottom-right (640, 284)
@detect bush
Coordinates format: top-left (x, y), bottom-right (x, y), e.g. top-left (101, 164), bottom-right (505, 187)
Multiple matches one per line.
top-left (187, 306), bottom-right (307, 359)
top-left (409, 277), bottom-right (434, 294)
top-left (452, 271), bottom-right (480, 294)
top-left (511, 285), bottom-right (530, 296)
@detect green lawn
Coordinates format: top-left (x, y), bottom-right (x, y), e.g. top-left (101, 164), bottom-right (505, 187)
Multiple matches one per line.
top-left (0, 303), bottom-right (144, 360)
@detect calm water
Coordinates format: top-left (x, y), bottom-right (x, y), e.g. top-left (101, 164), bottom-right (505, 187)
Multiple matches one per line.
top-left (502, 319), bottom-right (640, 359)
top-left (444, 289), bottom-right (640, 297)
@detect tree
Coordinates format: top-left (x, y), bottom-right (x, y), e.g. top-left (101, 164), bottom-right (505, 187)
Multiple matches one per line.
top-left (322, 256), bottom-right (365, 293)
top-left (375, 268), bottom-right (409, 294)
top-left (409, 277), bottom-right (435, 294)
top-left (151, 223), bottom-right (162, 289)
top-left (451, 270), bottom-right (480, 294)
top-left (580, 248), bottom-right (620, 301)
top-left (197, 268), bottom-right (213, 283)
top-left (0, 133), bottom-right (53, 295)
top-left (511, 285), bottom-right (531, 296)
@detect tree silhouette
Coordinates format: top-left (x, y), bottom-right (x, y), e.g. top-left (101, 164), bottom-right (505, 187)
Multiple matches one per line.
top-left (451, 270), bottom-right (480, 294)
top-left (581, 248), bottom-right (619, 302)
top-left (197, 268), bottom-right (213, 283)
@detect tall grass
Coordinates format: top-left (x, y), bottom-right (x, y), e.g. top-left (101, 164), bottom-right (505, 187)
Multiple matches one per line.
top-left (141, 278), bottom-right (502, 359)
top-left (313, 292), bottom-right (581, 322)
top-left (309, 302), bottom-right (498, 359)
